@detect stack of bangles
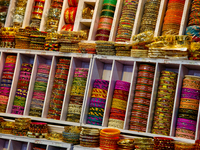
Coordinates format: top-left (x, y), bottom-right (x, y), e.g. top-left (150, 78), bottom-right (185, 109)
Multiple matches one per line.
top-left (78, 43), bottom-right (96, 54)
top-left (95, 0), bottom-right (117, 41)
top-left (30, 31), bottom-right (47, 50)
top-left (134, 138), bottom-right (154, 149)
top-left (45, 33), bottom-right (59, 51)
top-left (0, 27), bottom-right (17, 48)
top-left (47, 58), bottom-right (71, 120)
top-left (117, 139), bottom-right (134, 150)
top-left (1, 121), bottom-right (15, 134)
top-left (87, 79), bottom-right (109, 126)
top-left (12, 63), bottom-right (33, 115)
top-left (64, 7), bottom-right (77, 25)
top-left (96, 41), bottom-right (116, 55)
top-left (175, 75), bottom-right (200, 140)
top-left (0, 55), bottom-right (17, 113)
top-left (62, 126), bottom-right (81, 144)
top-left (154, 137), bottom-right (174, 149)
top-left (162, 0), bottom-right (185, 35)
top-left (27, 122), bottom-right (48, 138)
top-left (152, 70), bottom-right (177, 136)
top-left (30, 0), bottom-right (45, 29)
top-left (0, 0), bottom-right (10, 28)
top-left (108, 80), bottom-right (130, 129)
top-left (114, 43), bottom-right (131, 57)
top-left (189, 40), bottom-right (200, 60)
top-left (15, 27), bottom-right (31, 49)
top-left (100, 128), bottom-right (120, 150)
top-left (29, 64), bottom-right (51, 117)
top-left (13, 118), bottom-right (31, 136)
top-left (115, 0), bottom-right (139, 42)
top-left (174, 141), bottom-right (195, 149)
top-left (129, 63), bottom-right (155, 132)
top-left (186, 0), bottom-right (200, 42)
top-left (66, 68), bottom-right (89, 123)
top-left (80, 128), bottom-right (100, 147)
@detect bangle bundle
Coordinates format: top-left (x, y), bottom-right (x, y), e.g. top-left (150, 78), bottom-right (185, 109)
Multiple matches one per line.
top-left (45, 0), bottom-right (64, 32)
top-left (80, 128), bottom-right (100, 147)
top-left (152, 70), bottom-right (177, 136)
top-left (87, 79), bottom-right (109, 126)
top-left (61, 24), bottom-right (74, 31)
top-left (1, 121), bottom-right (15, 134)
top-left (30, 31), bottom-right (47, 50)
top-left (189, 42), bottom-right (200, 60)
top-left (0, 55), bottom-right (17, 113)
top-left (12, 63), bottom-right (33, 115)
top-left (27, 122), bottom-right (48, 138)
top-left (134, 138), bottom-right (154, 149)
top-left (117, 139), bottom-right (134, 150)
top-left (139, 0), bottom-right (161, 33)
top-left (29, 64), bottom-right (51, 117)
top-left (12, 0), bottom-right (29, 28)
top-left (30, 0), bottom-right (45, 29)
top-left (46, 132), bottom-right (62, 141)
top-left (162, 0), bottom-right (185, 35)
top-left (108, 80), bottom-right (130, 129)
top-left (62, 126), bottom-right (81, 144)
top-left (66, 68), bottom-right (89, 123)
top-left (129, 63), bottom-right (155, 132)
top-left (175, 75), bottom-right (200, 140)
top-left (82, 5), bottom-right (94, 19)
top-left (0, 0), bottom-right (10, 28)
top-left (13, 118), bottom-right (31, 136)
top-left (78, 43), bottom-right (96, 54)
top-left (0, 27), bottom-right (17, 48)
top-left (95, 0), bottom-right (117, 41)
top-left (174, 141), bottom-right (195, 149)
top-left (47, 58), bottom-right (71, 120)
top-left (154, 137), bottom-right (174, 150)
top-left (114, 43), bottom-right (131, 57)
top-left (96, 41), bottom-right (115, 56)
top-left (45, 33), bottom-right (60, 51)
top-left (186, 0), bottom-right (200, 42)
top-left (115, 0), bottom-right (139, 42)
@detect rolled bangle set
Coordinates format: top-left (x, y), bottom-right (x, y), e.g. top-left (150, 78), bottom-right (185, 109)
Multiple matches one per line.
top-left (66, 68), bottom-right (88, 123)
top-left (47, 58), bottom-right (71, 120)
top-left (0, 55), bottom-right (17, 113)
top-left (12, 63), bottom-right (33, 115)
top-left (87, 79), bottom-right (109, 126)
top-left (27, 122), bottom-right (48, 138)
top-left (108, 80), bottom-right (130, 129)
top-left (29, 64), bottom-right (51, 117)
top-left (62, 126), bottom-right (81, 144)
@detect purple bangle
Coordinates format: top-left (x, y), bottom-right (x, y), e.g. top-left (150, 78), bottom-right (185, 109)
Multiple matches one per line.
top-left (89, 103), bottom-right (105, 109)
top-left (87, 120), bottom-right (102, 126)
top-left (177, 118), bottom-right (197, 125)
top-left (11, 109), bottom-right (24, 115)
top-left (176, 125), bottom-right (196, 131)
top-left (181, 88), bottom-right (200, 94)
top-left (90, 97), bottom-right (106, 104)
top-left (93, 83), bottom-right (108, 90)
top-left (115, 85), bottom-right (130, 92)
top-left (87, 115), bottom-right (103, 123)
top-left (115, 80), bottom-right (130, 88)
top-left (12, 105), bottom-right (24, 110)
top-left (181, 93), bottom-right (200, 100)
top-left (93, 79), bottom-right (109, 86)
top-left (177, 122), bottom-right (196, 128)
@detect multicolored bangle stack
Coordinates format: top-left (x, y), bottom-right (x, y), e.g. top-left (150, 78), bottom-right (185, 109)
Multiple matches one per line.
top-left (114, 43), bottom-right (131, 57)
top-left (13, 118), bottom-right (31, 136)
top-left (95, 0), bottom-right (117, 41)
top-left (47, 58), bottom-right (71, 120)
top-left (189, 42), bottom-right (200, 60)
top-left (80, 128), bottom-right (100, 147)
top-left (12, 63), bottom-right (33, 115)
top-left (15, 28), bottom-right (31, 49)
top-left (96, 41), bottom-right (115, 55)
top-left (175, 75), bottom-right (200, 140)
top-left (46, 132), bottom-right (62, 141)
top-left (27, 122), bottom-right (48, 138)
top-left (117, 139), bottom-right (134, 150)
top-left (45, 33), bottom-right (59, 51)
top-left (12, 0), bottom-right (29, 27)
top-left (45, 0), bottom-right (64, 32)
top-left (0, 55), bottom-right (17, 113)
top-left (29, 64), bottom-right (51, 117)
top-left (115, 0), bottom-right (139, 42)
top-left (100, 128), bottom-right (120, 150)
top-left (152, 70), bottom-right (178, 136)
top-left (87, 79), bottom-right (109, 126)
top-left (129, 63), bottom-right (155, 132)
top-left (162, 0), bottom-right (185, 35)
top-left (30, 31), bottom-right (47, 50)
top-left (66, 68), bottom-right (88, 123)
top-left (0, 0), bottom-right (10, 28)
top-left (78, 43), bottom-right (96, 54)
top-left (174, 141), bottom-right (195, 149)
top-left (108, 80), bottom-right (130, 129)
top-left (1, 121), bottom-right (15, 134)
top-left (30, 0), bottom-right (45, 29)
top-left (139, 0), bottom-right (161, 33)
top-left (134, 138), bottom-right (154, 149)
top-left (62, 126), bottom-right (81, 144)
top-left (186, 0), bottom-right (200, 42)
top-left (64, 7), bottom-right (77, 31)
top-left (0, 27), bottom-right (17, 48)
top-left (154, 137), bottom-right (174, 150)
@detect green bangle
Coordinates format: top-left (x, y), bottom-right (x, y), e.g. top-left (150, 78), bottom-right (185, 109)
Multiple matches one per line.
top-left (100, 10), bottom-right (114, 17)
top-left (103, 0), bottom-right (117, 5)
top-left (102, 5), bottom-right (116, 11)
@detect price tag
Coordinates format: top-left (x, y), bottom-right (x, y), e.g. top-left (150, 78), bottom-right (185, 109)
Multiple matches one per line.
top-left (35, 140), bottom-right (41, 144)
top-left (41, 51), bottom-right (46, 55)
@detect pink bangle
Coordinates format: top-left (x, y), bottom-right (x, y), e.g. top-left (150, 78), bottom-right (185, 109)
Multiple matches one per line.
top-left (38, 64), bottom-right (51, 70)
top-left (115, 85), bottom-right (130, 91)
top-left (38, 69), bottom-right (50, 74)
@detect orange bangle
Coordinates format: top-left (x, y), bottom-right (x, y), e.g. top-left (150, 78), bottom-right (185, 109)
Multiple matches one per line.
top-left (99, 17), bottom-right (113, 24)
top-left (100, 128), bottom-right (120, 136)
